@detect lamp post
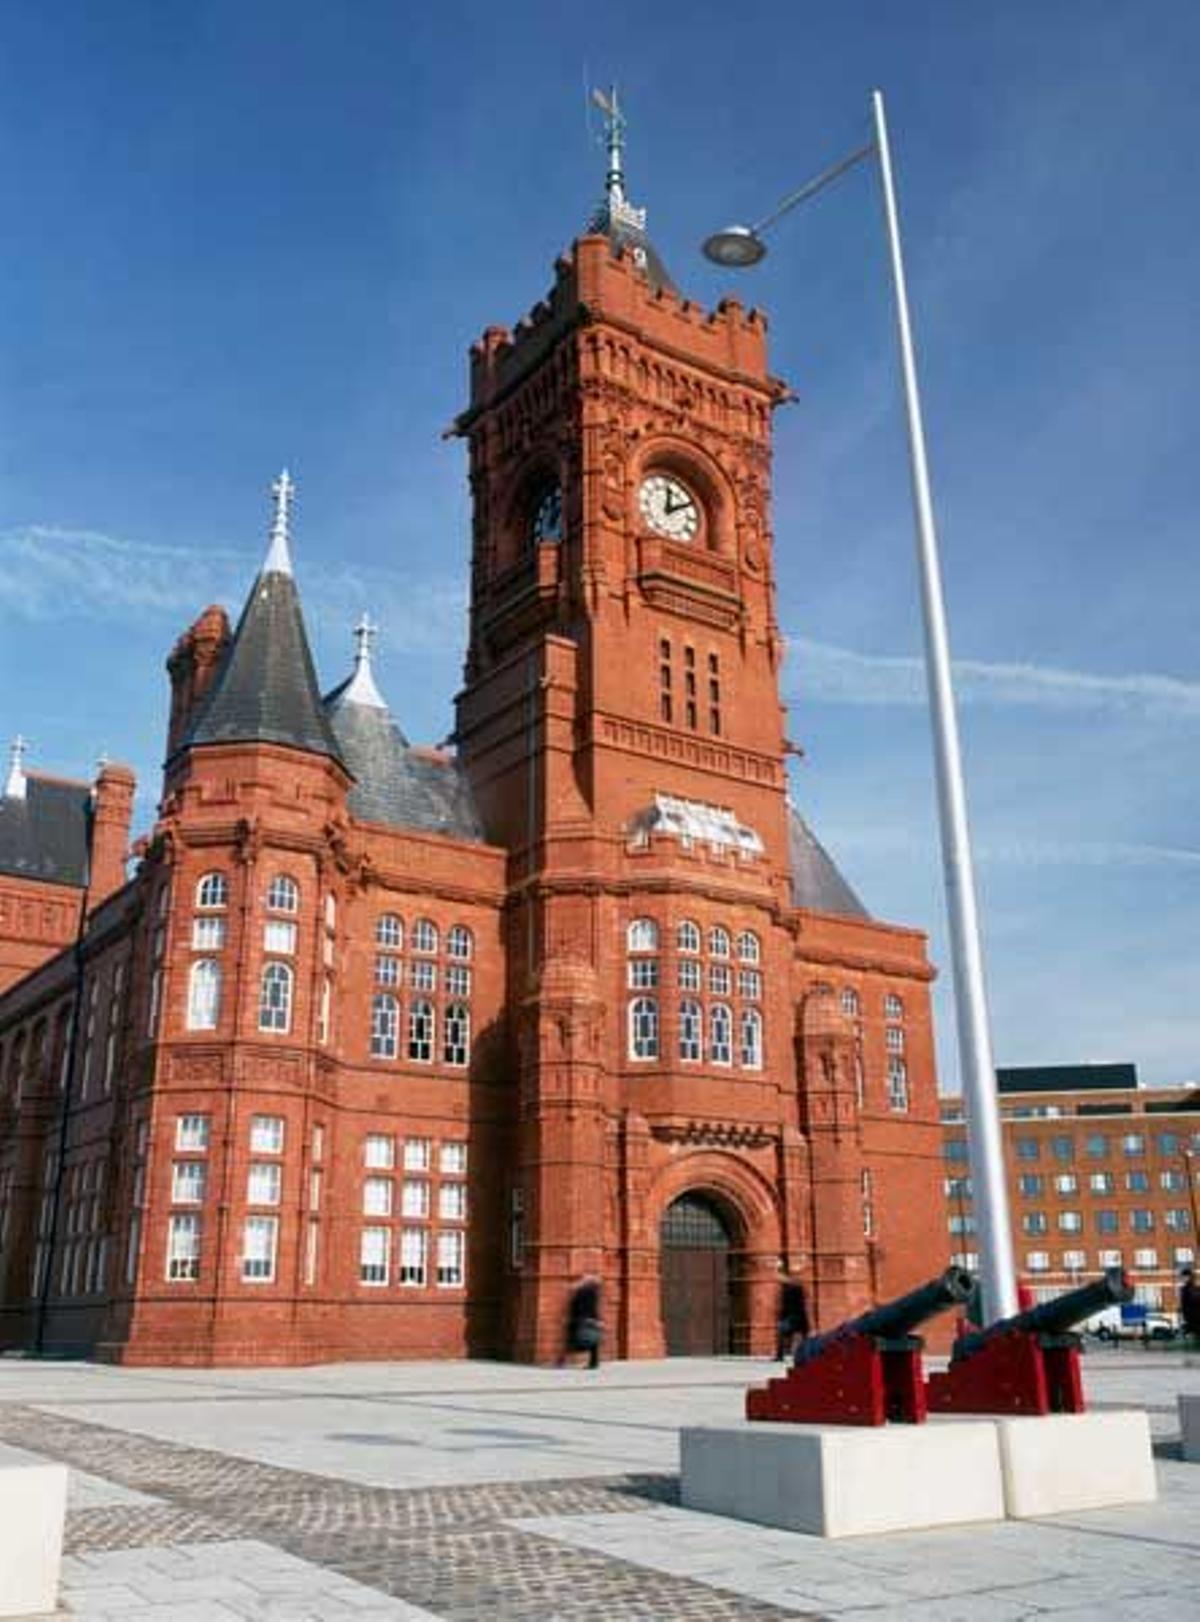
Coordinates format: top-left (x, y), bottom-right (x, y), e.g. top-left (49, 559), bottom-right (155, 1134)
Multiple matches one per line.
top-left (703, 90), bottom-right (1017, 1321)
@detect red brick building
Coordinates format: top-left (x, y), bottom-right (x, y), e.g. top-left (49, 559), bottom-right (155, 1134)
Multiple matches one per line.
top-left (0, 138), bottom-right (947, 1365)
top-left (0, 739), bottom-right (134, 996)
top-left (942, 1065), bottom-right (1200, 1315)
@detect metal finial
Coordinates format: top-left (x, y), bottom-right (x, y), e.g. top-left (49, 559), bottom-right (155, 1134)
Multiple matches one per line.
top-left (5, 734), bottom-right (28, 801)
top-left (353, 612), bottom-right (378, 668)
top-left (343, 613), bottom-right (387, 709)
top-left (589, 84), bottom-right (646, 239)
top-left (592, 85), bottom-right (626, 211)
top-left (263, 468), bottom-right (295, 576)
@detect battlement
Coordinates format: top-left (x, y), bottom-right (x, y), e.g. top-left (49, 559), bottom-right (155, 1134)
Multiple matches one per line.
top-left (465, 235), bottom-right (777, 420)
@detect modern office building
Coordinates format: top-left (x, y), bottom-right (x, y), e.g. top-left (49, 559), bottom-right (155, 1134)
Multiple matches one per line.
top-left (942, 1065), bottom-right (1200, 1311)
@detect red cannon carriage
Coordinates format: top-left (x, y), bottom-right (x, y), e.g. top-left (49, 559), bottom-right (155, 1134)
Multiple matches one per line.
top-left (746, 1266), bottom-right (974, 1426)
top-left (926, 1267), bottom-right (1133, 1417)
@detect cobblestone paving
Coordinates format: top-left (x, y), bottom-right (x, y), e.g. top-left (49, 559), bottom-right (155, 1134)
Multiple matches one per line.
top-left (0, 1404), bottom-right (814, 1619)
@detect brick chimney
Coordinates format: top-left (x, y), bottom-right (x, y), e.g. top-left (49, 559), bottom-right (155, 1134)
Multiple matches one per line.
top-left (87, 761), bottom-right (136, 908)
top-left (166, 605), bottom-right (231, 757)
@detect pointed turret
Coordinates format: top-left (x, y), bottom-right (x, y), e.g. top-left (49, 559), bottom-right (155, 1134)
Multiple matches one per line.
top-left (182, 472), bottom-right (344, 763)
top-left (586, 86), bottom-right (675, 292)
top-left (322, 619), bottom-right (482, 840)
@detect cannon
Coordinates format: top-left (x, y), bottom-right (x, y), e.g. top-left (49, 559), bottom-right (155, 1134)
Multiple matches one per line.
top-left (746, 1266), bottom-right (974, 1426)
top-left (926, 1267), bottom-right (1133, 1416)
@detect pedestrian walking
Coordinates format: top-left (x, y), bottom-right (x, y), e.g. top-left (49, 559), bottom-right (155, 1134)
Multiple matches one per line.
top-left (776, 1275), bottom-right (811, 1361)
top-left (559, 1275), bottom-right (603, 1369)
top-left (1179, 1267), bottom-right (1200, 1343)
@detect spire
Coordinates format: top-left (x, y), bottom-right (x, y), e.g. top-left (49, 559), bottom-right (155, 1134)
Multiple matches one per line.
top-left (262, 468), bottom-right (295, 577)
top-left (589, 86), bottom-right (646, 238)
top-left (341, 613), bottom-right (388, 710)
top-left (181, 475), bottom-right (344, 764)
top-left (4, 735), bottom-right (27, 801)
top-left (586, 85), bottom-right (674, 292)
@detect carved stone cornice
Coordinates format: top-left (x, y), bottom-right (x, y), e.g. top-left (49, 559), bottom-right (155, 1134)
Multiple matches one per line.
top-left (590, 711), bottom-right (783, 789)
top-left (650, 1118), bottom-right (775, 1150)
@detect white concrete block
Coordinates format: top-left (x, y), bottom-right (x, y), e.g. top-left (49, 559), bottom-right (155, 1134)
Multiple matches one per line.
top-left (680, 1419), bottom-right (1005, 1538)
top-left (1176, 1394), bottom-right (1200, 1463)
top-left (0, 1442), bottom-right (67, 1618)
top-left (995, 1410), bottom-right (1157, 1518)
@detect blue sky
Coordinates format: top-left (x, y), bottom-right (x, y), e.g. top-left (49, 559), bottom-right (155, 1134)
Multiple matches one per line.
top-left (2, 2), bottom-right (1197, 1089)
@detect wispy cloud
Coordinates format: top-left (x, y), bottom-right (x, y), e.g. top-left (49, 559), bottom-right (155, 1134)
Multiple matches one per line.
top-left (7, 526), bottom-right (1196, 717)
top-left (791, 638), bottom-right (1200, 719)
top-left (835, 822), bottom-right (1200, 872)
top-left (0, 526), bottom-right (465, 655)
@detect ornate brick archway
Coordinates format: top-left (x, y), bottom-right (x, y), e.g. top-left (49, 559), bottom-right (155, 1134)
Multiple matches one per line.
top-left (645, 1152), bottom-right (783, 1356)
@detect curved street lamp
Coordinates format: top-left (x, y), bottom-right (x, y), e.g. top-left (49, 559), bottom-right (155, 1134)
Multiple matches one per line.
top-left (704, 91), bottom-right (1018, 1323)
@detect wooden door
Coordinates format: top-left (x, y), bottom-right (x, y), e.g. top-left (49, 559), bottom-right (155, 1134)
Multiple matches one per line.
top-left (660, 1195), bottom-right (733, 1355)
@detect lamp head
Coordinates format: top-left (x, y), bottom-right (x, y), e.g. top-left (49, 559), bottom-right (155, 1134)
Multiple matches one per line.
top-left (701, 224), bottom-right (767, 268)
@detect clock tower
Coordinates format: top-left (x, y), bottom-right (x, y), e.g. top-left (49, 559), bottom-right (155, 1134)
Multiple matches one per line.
top-left (453, 97), bottom-right (792, 885)
top-left (452, 93), bottom-right (943, 1359)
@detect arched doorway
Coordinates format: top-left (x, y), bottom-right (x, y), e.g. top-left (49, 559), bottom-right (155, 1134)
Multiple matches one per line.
top-left (660, 1193), bottom-right (734, 1355)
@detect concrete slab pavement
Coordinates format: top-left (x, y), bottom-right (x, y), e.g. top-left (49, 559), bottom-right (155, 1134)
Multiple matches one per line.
top-left (0, 1348), bottom-right (1195, 1618)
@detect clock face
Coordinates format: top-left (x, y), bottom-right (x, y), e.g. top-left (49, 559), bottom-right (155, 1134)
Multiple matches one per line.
top-left (531, 484), bottom-right (563, 544)
top-left (639, 473), bottom-right (699, 541)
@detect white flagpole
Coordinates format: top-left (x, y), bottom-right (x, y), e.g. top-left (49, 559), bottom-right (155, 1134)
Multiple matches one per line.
top-left (871, 89), bottom-right (1017, 1321)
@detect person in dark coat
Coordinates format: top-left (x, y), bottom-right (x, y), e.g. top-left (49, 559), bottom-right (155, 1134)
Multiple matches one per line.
top-left (1180, 1268), bottom-right (1200, 1342)
top-left (776, 1276), bottom-right (811, 1361)
top-left (560, 1275), bottom-right (603, 1369)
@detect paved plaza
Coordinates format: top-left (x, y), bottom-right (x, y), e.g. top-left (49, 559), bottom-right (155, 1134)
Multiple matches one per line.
top-left (0, 1349), bottom-right (1197, 1619)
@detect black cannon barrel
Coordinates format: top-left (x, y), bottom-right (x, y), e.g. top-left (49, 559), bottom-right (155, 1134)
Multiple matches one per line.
top-left (796, 1265), bottom-right (974, 1364)
top-left (954, 1267), bottom-right (1132, 1360)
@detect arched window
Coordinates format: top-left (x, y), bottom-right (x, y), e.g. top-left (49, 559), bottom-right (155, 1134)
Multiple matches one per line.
top-left (679, 999), bottom-right (702, 1062)
top-left (443, 1003), bottom-right (470, 1066)
top-left (408, 999), bottom-right (434, 1061)
top-left (187, 960), bottom-right (221, 1031)
top-left (258, 963), bottom-right (293, 1033)
top-left (627, 918), bottom-right (659, 953)
top-left (840, 987), bottom-right (860, 1018)
top-left (737, 966), bottom-right (762, 1000)
top-left (412, 918), bottom-right (438, 955)
top-left (736, 930), bottom-right (760, 963)
top-left (370, 994), bottom-right (399, 1059)
top-left (376, 913), bottom-right (403, 949)
top-left (447, 925), bottom-right (473, 960)
top-left (196, 872), bottom-right (228, 910)
top-left (708, 925), bottom-right (731, 959)
top-left (629, 997), bottom-right (659, 1060)
top-left (266, 875), bottom-right (299, 914)
top-left (676, 919), bottom-right (701, 954)
top-left (740, 1007), bottom-right (763, 1070)
top-left (710, 1003), bottom-right (732, 1065)
top-left (884, 992), bottom-right (904, 1021)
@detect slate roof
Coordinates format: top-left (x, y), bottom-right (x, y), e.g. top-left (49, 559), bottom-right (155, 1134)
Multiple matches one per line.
top-left (323, 686), bottom-right (484, 843)
top-left (0, 775), bottom-right (90, 887)
top-left (184, 568), bottom-right (344, 763)
top-left (787, 806), bottom-right (870, 920)
top-left (602, 215), bottom-right (676, 294)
